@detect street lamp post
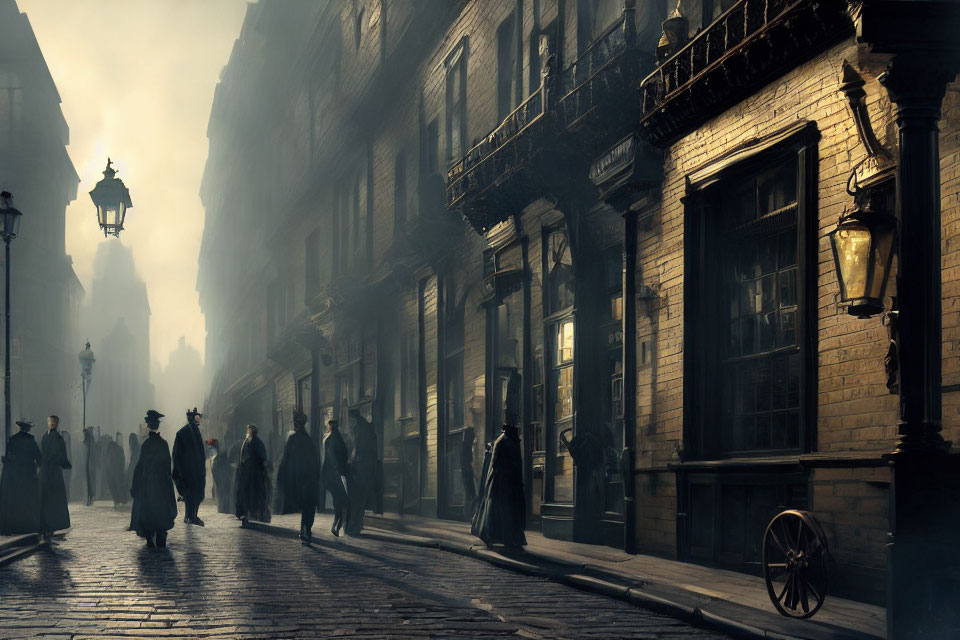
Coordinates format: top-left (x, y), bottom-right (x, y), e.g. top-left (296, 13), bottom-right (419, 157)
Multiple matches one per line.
top-left (78, 341), bottom-right (95, 506)
top-left (79, 341), bottom-right (95, 435)
top-left (0, 191), bottom-right (22, 451)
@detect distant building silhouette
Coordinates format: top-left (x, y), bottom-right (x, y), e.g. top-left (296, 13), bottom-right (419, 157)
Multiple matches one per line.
top-left (0, 0), bottom-right (84, 444)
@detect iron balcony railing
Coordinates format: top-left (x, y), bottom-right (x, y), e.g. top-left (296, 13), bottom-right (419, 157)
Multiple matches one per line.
top-left (447, 86), bottom-right (544, 209)
top-left (447, 6), bottom-right (641, 210)
top-left (640, 0), bottom-right (804, 117)
top-left (556, 12), bottom-right (636, 133)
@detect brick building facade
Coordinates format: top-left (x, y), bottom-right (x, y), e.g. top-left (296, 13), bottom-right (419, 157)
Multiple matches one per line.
top-left (199, 0), bottom-right (960, 607)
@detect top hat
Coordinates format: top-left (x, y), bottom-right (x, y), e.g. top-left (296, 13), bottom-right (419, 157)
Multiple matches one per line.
top-left (15, 420), bottom-right (33, 430)
top-left (145, 409), bottom-right (164, 424)
top-left (292, 410), bottom-right (308, 426)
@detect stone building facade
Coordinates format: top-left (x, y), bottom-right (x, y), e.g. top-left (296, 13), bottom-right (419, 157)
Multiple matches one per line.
top-left (0, 0), bottom-right (84, 437)
top-left (199, 0), bottom-right (960, 608)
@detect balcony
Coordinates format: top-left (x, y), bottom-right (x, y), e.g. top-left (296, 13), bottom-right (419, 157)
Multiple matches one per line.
top-left (638, 0), bottom-right (853, 147)
top-left (447, 6), bottom-right (651, 234)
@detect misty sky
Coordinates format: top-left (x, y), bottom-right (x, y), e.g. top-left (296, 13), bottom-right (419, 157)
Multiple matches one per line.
top-left (17, 0), bottom-right (249, 370)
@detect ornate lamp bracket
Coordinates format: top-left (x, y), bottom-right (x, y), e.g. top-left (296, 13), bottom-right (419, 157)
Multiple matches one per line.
top-left (839, 60), bottom-right (895, 190)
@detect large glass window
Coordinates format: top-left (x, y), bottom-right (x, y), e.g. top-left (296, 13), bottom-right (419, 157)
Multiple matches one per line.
top-left (445, 41), bottom-right (468, 165)
top-left (715, 158), bottom-right (801, 455)
top-left (497, 12), bottom-right (519, 122)
top-left (545, 226), bottom-right (576, 504)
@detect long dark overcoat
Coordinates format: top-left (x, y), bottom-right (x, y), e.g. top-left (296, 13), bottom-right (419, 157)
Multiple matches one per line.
top-left (126, 434), bottom-right (141, 492)
top-left (130, 431), bottom-right (177, 535)
top-left (211, 451), bottom-right (233, 514)
top-left (474, 426), bottom-right (526, 547)
top-left (276, 429), bottom-right (319, 515)
top-left (105, 440), bottom-right (128, 504)
top-left (320, 428), bottom-right (349, 512)
top-left (345, 419), bottom-right (378, 536)
top-left (235, 435), bottom-right (271, 522)
top-left (39, 429), bottom-right (71, 531)
top-left (172, 422), bottom-right (206, 504)
top-left (0, 431), bottom-right (42, 534)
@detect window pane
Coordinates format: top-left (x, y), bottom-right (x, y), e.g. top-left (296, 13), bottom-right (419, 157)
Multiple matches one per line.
top-left (778, 268), bottom-right (797, 308)
top-left (555, 365), bottom-right (573, 420)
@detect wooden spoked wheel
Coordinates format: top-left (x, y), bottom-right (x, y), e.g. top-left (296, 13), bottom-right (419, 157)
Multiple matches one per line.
top-left (762, 509), bottom-right (830, 619)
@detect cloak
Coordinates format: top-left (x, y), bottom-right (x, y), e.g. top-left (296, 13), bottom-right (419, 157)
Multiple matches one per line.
top-left (474, 426), bottom-right (526, 547)
top-left (211, 451), bottom-right (233, 514)
top-left (126, 434), bottom-right (141, 493)
top-left (130, 431), bottom-right (177, 535)
top-left (276, 429), bottom-right (319, 515)
top-left (234, 434), bottom-right (271, 522)
top-left (39, 430), bottom-right (72, 532)
top-left (105, 440), bottom-right (128, 504)
top-left (0, 431), bottom-right (41, 534)
top-left (172, 422), bottom-right (206, 504)
top-left (345, 418), bottom-right (379, 535)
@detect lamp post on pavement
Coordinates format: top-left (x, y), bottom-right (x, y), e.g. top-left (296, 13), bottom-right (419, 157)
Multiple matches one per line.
top-left (79, 341), bottom-right (95, 434)
top-left (79, 341), bottom-right (95, 506)
top-left (0, 191), bottom-right (22, 452)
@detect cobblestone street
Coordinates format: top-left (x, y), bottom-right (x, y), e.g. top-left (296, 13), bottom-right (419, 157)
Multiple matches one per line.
top-left (0, 504), bottom-right (730, 639)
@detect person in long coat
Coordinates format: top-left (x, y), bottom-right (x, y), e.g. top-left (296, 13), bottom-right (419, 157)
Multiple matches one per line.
top-left (126, 432), bottom-right (141, 494)
top-left (82, 427), bottom-right (96, 506)
top-left (60, 430), bottom-right (73, 503)
top-left (130, 410), bottom-right (177, 548)
top-left (345, 410), bottom-right (378, 537)
top-left (172, 407), bottom-right (206, 526)
top-left (474, 423), bottom-right (526, 548)
top-left (471, 441), bottom-right (494, 536)
top-left (322, 418), bottom-right (349, 537)
top-left (0, 420), bottom-right (42, 535)
top-left (105, 435), bottom-right (128, 509)
top-left (207, 439), bottom-right (233, 514)
top-left (276, 411), bottom-right (320, 543)
top-left (39, 416), bottom-right (72, 541)
top-left (234, 424), bottom-right (271, 525)
top-left (460, 427), bottom-right (477, 521)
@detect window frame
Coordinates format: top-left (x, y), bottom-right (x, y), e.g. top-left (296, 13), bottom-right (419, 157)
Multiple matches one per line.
top-left (683, 123), bottom-right (819, 461)
top-left (444, 39), bottom-right (469, 167)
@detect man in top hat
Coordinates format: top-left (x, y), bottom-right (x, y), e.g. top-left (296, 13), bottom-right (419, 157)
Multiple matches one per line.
top-left (130, 410), bottom-right (177, 548)
top-left (172, 407), bottom-right (206, 526)
top-left (322, 418), bottom-right (349, 537)
top-left (0, 420), bottom-right (42, 535)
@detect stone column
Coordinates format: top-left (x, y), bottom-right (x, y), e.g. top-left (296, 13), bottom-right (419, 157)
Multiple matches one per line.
top-left (880, 53), bottom-right (960, 640)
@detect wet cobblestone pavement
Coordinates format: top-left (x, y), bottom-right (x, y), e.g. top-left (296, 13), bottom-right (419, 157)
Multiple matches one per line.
top-left (0, 504), bottom-right (731, 639)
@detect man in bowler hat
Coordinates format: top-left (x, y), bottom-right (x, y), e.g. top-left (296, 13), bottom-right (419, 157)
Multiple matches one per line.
top-left (172, 407), bottom-right (206, 526)
top-left (130, 410), bottom-right (177, 548)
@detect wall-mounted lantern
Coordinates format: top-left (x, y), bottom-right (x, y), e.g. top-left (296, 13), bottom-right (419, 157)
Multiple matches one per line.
top-left (829, 191), bottom-right (897, 319)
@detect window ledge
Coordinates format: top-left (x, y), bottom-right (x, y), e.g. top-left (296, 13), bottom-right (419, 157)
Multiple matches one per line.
top-left (668, 450), bottom-right (895, 472)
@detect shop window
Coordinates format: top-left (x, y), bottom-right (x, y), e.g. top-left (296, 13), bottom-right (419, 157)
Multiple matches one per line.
top-left (547, 229), bottom-right (575, 316)
top-left (687, 142), bottom-right (814, 459)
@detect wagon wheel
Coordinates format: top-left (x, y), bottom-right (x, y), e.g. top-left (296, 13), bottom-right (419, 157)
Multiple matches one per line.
top-left (762, 509), bottom-right (830, 619)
